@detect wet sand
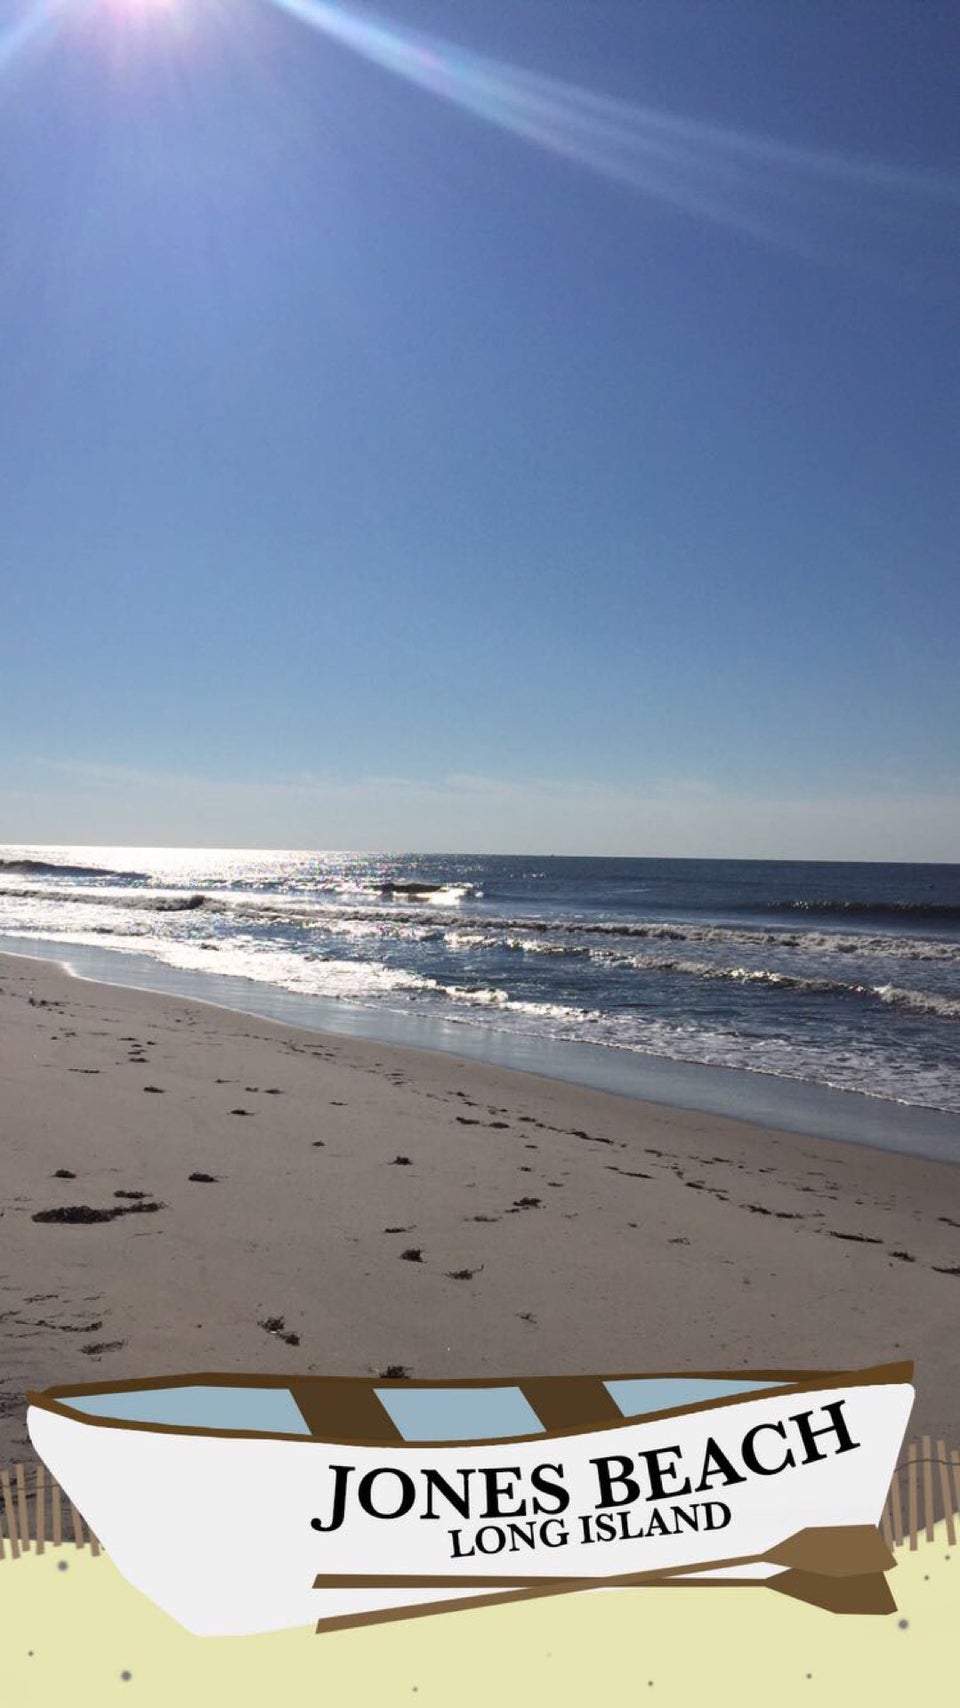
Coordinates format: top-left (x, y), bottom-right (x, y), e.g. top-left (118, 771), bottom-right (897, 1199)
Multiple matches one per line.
top-left (1, 948), bottom-right (958, 1462)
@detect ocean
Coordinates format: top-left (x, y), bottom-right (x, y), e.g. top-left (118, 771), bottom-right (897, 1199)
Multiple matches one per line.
top-left (2, 847), bottom-right (959, 1149)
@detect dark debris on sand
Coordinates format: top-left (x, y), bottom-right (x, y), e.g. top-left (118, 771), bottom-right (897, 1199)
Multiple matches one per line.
top-left (33, 1201), bottom-right (165, 1225)
top-left (258, 1315), bottom-right (301, 1346)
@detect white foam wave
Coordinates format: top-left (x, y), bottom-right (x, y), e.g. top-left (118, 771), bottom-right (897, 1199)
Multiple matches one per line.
top-left (873, 984), bottom-right (960, 1021)
top-left (5, 919), bottom-right (958, 1111)
top-left (439, 983), bottom-right (594, 1024)
top-left (3, 876), bottom-right (958, 968)
top-left (154, 940), bottom-right (437, 1001)
top-left (437, 1002), bottom-right (960, 1112)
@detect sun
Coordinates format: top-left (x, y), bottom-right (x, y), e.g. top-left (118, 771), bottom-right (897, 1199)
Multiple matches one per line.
top-left (98, 0), bottom-right (187, 27)
top-left (103, 0), bottom-right (183, 15)
top-left (86, 0), bottom-right (214, 70)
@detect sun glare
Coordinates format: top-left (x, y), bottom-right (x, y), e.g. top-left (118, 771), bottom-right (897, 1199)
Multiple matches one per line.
top-left (95, 0), bottom-right (194, 47)
top-left (101, 0), bottom-right (183, 19)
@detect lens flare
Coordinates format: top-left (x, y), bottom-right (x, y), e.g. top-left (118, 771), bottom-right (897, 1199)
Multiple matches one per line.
top-left (97, 0), bottom-right (185, 21)
top-left (3, 0), bottom-right (957, 282)
top-left (265, 0), bottom-right (960, 276)
top-left (104, 0), bottom-right (181, 11)
top-left (0, 0), bottom-right (69, 72)
top-left (0, 0), bottom-right (185, 77)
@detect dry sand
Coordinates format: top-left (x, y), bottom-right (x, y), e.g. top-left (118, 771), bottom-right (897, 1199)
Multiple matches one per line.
top-left (3, 1525), bottom-right (957, 1705)
top-left (1, 947), bottom-right (958, 1462)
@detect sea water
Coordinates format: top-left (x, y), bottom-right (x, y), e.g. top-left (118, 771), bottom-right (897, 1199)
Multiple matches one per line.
top-left (1, 847), bottom-right (958, 1139)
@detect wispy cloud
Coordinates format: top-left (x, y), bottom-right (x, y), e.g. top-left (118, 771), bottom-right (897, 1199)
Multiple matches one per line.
top-left (4, 756), bottom-right (958, 860)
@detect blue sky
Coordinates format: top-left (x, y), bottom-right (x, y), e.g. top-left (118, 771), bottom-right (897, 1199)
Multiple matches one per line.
top-left (1, 0), bottom-right (958, 856)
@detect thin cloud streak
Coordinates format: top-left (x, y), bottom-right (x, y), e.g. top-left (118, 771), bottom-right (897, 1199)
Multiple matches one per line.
top-left (5, 758), bottom-right (959, 861)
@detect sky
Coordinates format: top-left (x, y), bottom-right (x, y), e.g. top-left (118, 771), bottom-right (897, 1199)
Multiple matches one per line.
top-left (1, 0), bottom-right (958, 858)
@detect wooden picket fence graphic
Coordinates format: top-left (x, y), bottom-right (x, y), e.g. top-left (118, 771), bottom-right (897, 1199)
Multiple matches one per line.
top-left (2, 1436), bottom-right (958, 1562)
top-left (0, 1461), bottom-right (100, 1559)
top-left (879, 1436), bottom-right (959, 1552)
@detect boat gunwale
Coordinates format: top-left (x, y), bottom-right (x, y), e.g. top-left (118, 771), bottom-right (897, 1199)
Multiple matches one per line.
top-left (26, 1360), bottom-right (914, 1449)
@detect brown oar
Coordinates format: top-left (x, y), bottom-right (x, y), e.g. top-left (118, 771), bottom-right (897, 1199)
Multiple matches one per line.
top-left (314, 1565), bottom-right (895, 1634)
top-left (314, 1523), bottom-right (893, 1592)
top-left (314, 1526), bottom-right (896, 1631)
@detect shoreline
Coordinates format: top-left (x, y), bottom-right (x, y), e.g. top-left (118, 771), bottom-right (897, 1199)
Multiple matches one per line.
top-left (2, 947), bottom-right (959, 1465)
top-left (2, 933), bottom-right (958, 1164)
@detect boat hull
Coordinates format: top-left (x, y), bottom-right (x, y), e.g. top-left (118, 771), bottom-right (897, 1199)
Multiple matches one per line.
top-left (27, 1370), bottom-right (912, 1635)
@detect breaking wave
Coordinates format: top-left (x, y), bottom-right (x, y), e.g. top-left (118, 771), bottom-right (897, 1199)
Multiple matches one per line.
top-left (2, 846), bottom-right (958, 1115)
top-left (4, 877), bottom-right (958, 966)
top-left (0, 858), bottom-right (148, 881)
top-left (780, 898), bottom-right (960, 923)
top-left (874, 984), bottom-right (960, 1021)
top-left (0, 884), bottom-right (210, 913)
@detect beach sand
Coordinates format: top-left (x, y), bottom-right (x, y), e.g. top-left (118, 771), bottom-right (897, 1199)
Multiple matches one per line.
top-left (2, 1522), bottom-right (956, 1706)
top-left (1, 947), bottom-right (958, 1463)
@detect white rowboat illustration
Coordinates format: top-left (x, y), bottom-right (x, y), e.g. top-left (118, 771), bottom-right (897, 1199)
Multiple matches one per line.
top-left (27, 1362), bottom-right (913, 1634)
